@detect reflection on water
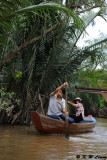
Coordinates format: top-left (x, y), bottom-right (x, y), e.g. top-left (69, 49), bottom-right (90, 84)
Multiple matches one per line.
top-left (0, 118), bottom-right (107, 160)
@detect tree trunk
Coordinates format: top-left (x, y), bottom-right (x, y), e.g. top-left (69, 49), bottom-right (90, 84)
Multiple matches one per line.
top-left (19, 49), bottom-right (28, 125)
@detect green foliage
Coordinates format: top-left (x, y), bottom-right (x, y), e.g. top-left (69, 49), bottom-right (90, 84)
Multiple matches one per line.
top-left (0, 0), bottom-right (85, 57)
top-left (0, 0), bottom-right (107, 118)
top-left (14, 71), bottom-right (22, 80)
top-left (76, 69), bottom-right (107, 88)
top-left (0, 87), bottom-right (20, 110)
top-left (99, 97), bottom-right (107, 108)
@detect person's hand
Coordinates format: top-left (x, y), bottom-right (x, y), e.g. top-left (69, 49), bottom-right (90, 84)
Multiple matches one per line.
top-left (63, 82), bottom-right (68, 87)
top-left (65, 112), bottom-right (69, 116)
top-left (67, 101), bottom-right (71, 104)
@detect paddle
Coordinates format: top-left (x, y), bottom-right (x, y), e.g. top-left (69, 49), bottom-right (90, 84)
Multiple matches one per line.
top-left (65, 75), bottom-right (69, 139)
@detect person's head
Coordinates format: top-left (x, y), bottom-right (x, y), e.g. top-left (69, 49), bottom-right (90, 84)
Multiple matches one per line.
top-left (73, 97), bottom-right (82, 104)
top-left (57, 88), bottom-right (65, 98)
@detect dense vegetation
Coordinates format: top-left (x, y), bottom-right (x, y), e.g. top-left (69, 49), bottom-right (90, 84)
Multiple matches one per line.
top-left (0, 0), bottom-right (107, 125)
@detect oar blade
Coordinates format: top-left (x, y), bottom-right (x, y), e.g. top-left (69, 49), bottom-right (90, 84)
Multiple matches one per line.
top-left (65, 116), bottom-right (69, 139)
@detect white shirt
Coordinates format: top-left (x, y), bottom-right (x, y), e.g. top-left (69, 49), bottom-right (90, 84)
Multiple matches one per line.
top-left (47, 94), bottom-right (65, 115)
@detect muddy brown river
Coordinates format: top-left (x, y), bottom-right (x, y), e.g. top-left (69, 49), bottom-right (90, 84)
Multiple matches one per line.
top-left (0, 118), bottom-right (107, 160)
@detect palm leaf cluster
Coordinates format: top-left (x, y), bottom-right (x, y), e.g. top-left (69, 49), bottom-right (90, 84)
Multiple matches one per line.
top-left (0, 0), bottom-right (84, 62)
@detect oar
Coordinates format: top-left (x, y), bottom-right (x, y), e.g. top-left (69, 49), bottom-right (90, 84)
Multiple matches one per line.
top-left (65, 75), bottom-right (69, 139)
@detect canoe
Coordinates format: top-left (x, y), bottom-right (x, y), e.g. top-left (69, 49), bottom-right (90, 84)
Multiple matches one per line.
top-left (32, 112), bottom-right (96, 134)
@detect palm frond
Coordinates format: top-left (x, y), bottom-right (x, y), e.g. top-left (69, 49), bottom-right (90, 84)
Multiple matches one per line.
top-left (87, 38), bottom-right (107, 51)
top-left (0, 2), bottom-right (84, 30)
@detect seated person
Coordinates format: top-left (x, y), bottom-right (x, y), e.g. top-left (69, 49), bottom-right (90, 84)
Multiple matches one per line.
top-left (47, 82), bottom-right (74, 123)
top-left (67, 97), bottom-right (84, 123)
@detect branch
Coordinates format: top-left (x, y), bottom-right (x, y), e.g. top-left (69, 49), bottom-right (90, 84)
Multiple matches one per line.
top-left (69, 4), bottom-right (82, 9)
top-left (87, 38), bottom-right (107, 50)
top-left (76, 5), bottom-right (102, 14)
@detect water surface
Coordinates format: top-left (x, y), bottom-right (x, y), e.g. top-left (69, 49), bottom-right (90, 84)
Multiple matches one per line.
top-left (0, 118), bottom-right (107, 160)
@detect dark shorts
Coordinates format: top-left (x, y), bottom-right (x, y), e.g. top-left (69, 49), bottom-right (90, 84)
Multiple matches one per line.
top-left (69, 113), bottom-right (83, 123)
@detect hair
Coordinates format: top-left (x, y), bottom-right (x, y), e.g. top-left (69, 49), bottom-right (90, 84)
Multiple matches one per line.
top-left (61, 87), bottom-right (65, 94)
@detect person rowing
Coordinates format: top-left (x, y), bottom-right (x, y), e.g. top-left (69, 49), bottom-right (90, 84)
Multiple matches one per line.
top-left (47, 82), bottom-right (74, 123)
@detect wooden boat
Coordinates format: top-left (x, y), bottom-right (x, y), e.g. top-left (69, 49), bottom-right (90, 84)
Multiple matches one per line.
top-left (32, 112), bottom-right (96, 134)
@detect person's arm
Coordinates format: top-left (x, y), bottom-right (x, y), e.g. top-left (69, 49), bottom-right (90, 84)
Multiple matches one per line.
top-left (68, 101), bottom-right (83, 112)
top-left (50, 82), bottom-right (68, 96)
top-left (62, 108), bottom-right (69, 116)
top-left (67, 101), bottom-right (76, 107)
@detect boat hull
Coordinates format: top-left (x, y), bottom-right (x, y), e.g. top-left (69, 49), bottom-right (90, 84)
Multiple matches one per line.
top-left (32, 112), bottom-right (96, 134)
